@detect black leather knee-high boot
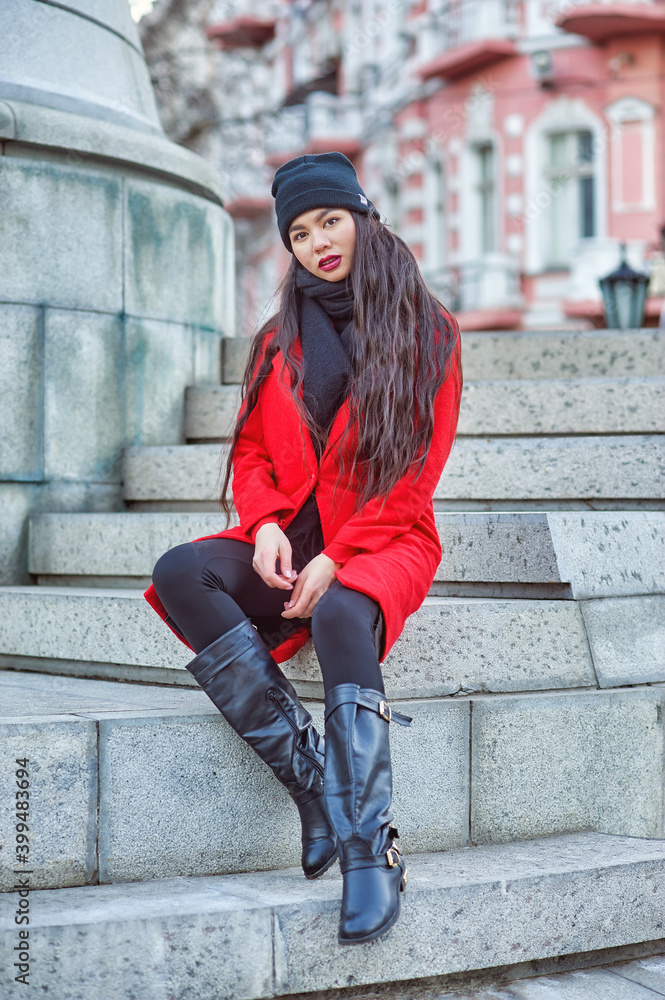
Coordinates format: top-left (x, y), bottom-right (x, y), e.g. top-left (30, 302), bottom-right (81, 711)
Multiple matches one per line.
top-left (323, 684), bottom-right (411, 945)
top-left (185, 617), bottom-right (338, 880)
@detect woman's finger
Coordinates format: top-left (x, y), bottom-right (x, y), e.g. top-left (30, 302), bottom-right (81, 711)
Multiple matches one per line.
top-left (282, 577), bottom-right (311, 616)
top-left (278, 538), bottom-right (294, 582)
top-left (254, 549), bottom-right (293, 589)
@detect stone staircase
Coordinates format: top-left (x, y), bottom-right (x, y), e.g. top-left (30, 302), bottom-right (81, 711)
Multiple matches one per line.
top-left (1, 328), bottom-right (664, 999)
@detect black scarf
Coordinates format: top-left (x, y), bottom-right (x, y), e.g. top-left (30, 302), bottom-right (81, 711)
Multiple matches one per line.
top-left (295, 263), bottom-right (354, 456)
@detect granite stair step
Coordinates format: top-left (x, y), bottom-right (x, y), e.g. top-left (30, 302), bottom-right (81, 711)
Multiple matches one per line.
top-left (0, 585), bottom-right (663, 695)
top-left (1, 832), bottom-right (664, 999)
top-left (121, 435), bottom-right (665, 510)
top-left (185, 376), bottom-right (665, 441)
top-left (1, 671), bottom-right (663, 891)
top-left (26, 509), bottom-right (665, 599)
top-left (221, 329), bottom-right (665, 384)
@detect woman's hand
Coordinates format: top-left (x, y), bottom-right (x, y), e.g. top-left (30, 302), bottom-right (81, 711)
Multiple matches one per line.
top-left (281, 553), bottom-right (342, 619)
top-left (253, 523), bottom-right (297, 590)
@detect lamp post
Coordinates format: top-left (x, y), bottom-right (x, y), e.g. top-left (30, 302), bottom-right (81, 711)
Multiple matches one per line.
top-left (599, 243), bottom-right (650, 330)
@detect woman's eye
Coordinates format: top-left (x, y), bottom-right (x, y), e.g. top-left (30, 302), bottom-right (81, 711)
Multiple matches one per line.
top-left (324, 217), bottom-right (339, 226)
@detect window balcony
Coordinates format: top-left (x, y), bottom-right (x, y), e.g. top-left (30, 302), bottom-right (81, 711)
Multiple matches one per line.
top-left (206, 16), bottom-right (276, 50)
top-left (425, 255), bottom-right (522, 328)
top-left (304, 92), bottom-right (363, 156)
top-left (554, 0), bottom-right (665, 42)
top-left (418, 0), bottom-right (519, 82)
top-left (265, 94), bottom-right (363, 165)
top-left (264, 105), bottom-right (307, 164)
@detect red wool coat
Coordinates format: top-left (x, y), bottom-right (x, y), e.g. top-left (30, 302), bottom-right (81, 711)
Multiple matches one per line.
top-left (144, 309), bottom-right (462, 664)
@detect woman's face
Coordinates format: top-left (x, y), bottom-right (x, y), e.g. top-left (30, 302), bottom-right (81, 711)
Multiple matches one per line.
top-left (288, 207), bottom-right (356, 281)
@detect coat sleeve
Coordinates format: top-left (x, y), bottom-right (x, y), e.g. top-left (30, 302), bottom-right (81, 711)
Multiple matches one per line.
top-left (321, 328), bottom-right (462, 566)
top-left (231, 333), bottom-right (298, 543)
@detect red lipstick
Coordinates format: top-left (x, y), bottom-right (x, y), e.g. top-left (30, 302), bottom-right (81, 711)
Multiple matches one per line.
top-left (319, 255), bottom-right (341, 271)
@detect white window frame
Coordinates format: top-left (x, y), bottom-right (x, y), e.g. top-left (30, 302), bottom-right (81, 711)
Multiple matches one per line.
top-left (524, 97), bottom-right (607, 275)
top-left (424, 152), bottom-right (447, 271)
top-left (605, 96), bottom-right (656, 214)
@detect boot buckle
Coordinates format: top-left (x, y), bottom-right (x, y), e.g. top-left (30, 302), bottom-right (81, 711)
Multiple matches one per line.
top-left (386, 846), bottom-right (400, 867)
top-left (379, 700), bottom-right (392, 722)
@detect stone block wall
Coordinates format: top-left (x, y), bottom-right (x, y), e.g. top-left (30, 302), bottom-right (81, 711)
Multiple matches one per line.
top-left (0, 109), bottom-right (235, 583)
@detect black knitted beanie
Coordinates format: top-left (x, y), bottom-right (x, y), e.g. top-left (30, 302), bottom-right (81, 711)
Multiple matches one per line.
top-left (271, 150), bottom-right (380, 252)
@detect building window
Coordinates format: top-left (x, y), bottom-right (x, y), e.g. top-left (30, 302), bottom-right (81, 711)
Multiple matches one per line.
top-left (427, 157), bottom-right (446, 270)
top-left (605, 97), bottom-right (656, 214)
top-left (384, 174), bottom-right (400, 234)
top-left (545, 130), bottom-right (596, 268)
top-left (475, 143), bottom-right (496, 253)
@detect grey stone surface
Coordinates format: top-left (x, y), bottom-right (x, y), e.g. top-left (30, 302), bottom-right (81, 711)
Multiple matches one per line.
top-left (0, 674), bottom-right (468, 884)
top-left (193, 327), bottom-right (223, 385)
top-left (0, 484), bottom-right (32, 585)
top-left (1, 833), bottom-right (664, 999)
top-left (97, 698), bottom-right (468, 882)
top-left (223, 336), bottom-right (252, 383)
top-left (368, 597), bottom-right (595, 699)
top-left (0, 305), bottom-right (42, 480)
top-left (440, 435), bottom-right (665, 500)
top-left (191, 377), bottom-right (663, 439)
top-left (470, 688), bottom-right (665, 845)
top-left (271, 834), bottom-right (665, 995)
top-left (49, 0), bottom-right (144, 48)
top-left (122, 436), bottom-right (665, 503)
top-left (436, 512), bottom-right (560, 585)
top-left (460, 330), bottom-right (665, 380)
top-left (218, 331), bottom-right (665, 385)
top-left (466, 968), bottom-right (664, 998)
top-left (0, 877), bottom-right (274, 1000)
top-left (44, 309), bottom-right (125, 482)
top-left (0, 588), bottom-right (597, 696)
top-left (0, 717), bottom-right (97, 890)
top-left (0, 670), bottom-right (208, 718)
top-left (0, 158), bottom-right (123, 311)
top-left (124, 317), bottom-right (193, 448)
top-left (0, 480), bottom-right (125, 586)
top-left (185, 384), bottom-right (242, 440)
top-left (0, 0), bottom-right (160, 133)
top-left (123, 443), bottom-right (224, 501)
top-left (27, 511), bottom-right (665, 600)
top-left (0, 586), bottom-right (187, 670)
top-left (3, 97), bottom-right (227, 207)
top-left (124, 177), bottom-right (228, 328)
top-left (28, 511), bottom-right (235, 578)
top-left (612, 954), bottom-right (665, 995)
top-left (547, 512), bottom-right (665, 599)
top-left (581, 596), bottom-right (665, 687)
top-left (458, 377), bottom-right (665, 436)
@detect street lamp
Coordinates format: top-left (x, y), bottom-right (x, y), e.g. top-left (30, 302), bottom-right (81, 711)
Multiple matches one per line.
top-left (599, 243), bottom-right (650, 330)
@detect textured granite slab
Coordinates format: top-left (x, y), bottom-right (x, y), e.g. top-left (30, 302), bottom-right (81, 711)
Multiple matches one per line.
top-left (470, 688), bottom-right (665, 844)
top-left (0, 588), bottom-right (597, 696)
top-left (220, 330), bottom-right (665, 385)
top-left (122, 435), bottom-right (665, 502)
top-left (1, 833), bottom-right (664, 999)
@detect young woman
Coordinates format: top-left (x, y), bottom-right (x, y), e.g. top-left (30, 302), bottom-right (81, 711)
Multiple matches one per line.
top-left (145, 151), bottom-right (462, 946)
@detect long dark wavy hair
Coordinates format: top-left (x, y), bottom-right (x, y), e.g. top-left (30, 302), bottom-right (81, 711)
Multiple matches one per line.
top-left (217, 210), bottom-right (462, 524)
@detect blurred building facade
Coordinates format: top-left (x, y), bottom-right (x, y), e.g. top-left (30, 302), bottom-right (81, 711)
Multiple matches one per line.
top-left (193, 0), bottom-right (665, 332)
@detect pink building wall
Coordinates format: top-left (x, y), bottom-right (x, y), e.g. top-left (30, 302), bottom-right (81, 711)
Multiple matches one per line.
top-left (211, 0), bottom-right (665, 331)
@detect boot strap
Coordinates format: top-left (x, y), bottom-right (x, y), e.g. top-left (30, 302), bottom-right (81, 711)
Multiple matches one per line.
top-left (340, 847), bottom-right (403, 873)
top-left (324, 685), bottom-right (412, 726)
top-left (352, 693), bottom-right (412, 726)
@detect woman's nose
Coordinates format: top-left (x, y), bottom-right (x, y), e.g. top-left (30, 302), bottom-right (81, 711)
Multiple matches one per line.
top-left (312, 230), bottom-right (331, 252)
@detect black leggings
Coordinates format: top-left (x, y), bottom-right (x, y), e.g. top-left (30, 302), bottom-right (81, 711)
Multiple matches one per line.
top-left (151, 538), bottom-right (385, 695)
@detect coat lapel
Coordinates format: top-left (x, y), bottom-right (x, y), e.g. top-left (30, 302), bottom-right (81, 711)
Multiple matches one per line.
top-left (271, 338), bottom-right (351, 467)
